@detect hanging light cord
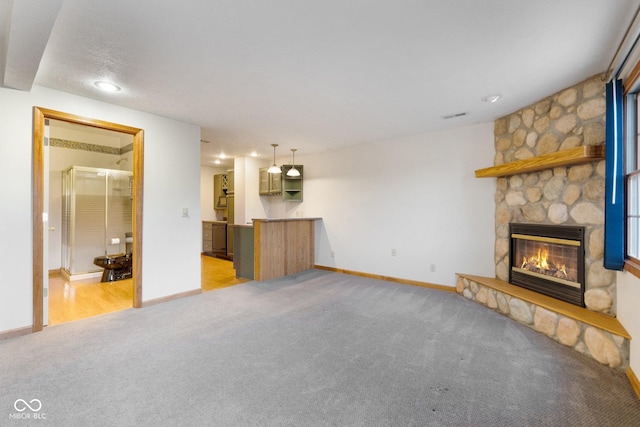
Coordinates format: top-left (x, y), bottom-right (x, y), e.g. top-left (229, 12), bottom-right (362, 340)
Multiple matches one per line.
top-left (287, 149), bottom-right (300, 176)
top-left (268, 144), bottom-right (282, 174)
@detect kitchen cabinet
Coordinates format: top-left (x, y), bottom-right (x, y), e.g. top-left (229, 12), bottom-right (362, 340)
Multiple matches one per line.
top-left (253, 218), bottom-right (320, 281)
top-left (213, 173), bottom-right (228, 209)
top-left (281, 165), bottom-right (303, 201)
top-left (233, 224), bottom-right (254, 280)
top-left (259, 167), bottom-right (282, 195)
top-left (212, 223), bottom-right (227, 255)
top-left (202, 221), bottom-right (227, 257)
top-left (203, 222), bottom-right (213, 253)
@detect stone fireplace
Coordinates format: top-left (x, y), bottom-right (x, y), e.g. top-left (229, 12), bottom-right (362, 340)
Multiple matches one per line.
top-left (456, 75), bottom-right (631, 370)
top-left (509, 223), bottom-right (585, 307)
top-left (491, 75), bottom-right (614, 315)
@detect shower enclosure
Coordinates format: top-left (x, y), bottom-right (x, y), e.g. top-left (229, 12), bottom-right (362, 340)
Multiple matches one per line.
top-left (62, 166), bottom-right (133, 278)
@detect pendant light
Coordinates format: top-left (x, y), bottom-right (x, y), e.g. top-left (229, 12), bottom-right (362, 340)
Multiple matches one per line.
top-left (287, 148), bottom-right (300, 177)
top-left (267, 144), bottom-right (282, 174)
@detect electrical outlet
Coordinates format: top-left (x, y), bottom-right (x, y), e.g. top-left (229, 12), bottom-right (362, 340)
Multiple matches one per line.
top-left (391, 249), bottom-right (397, 256)
top-left (331, 251), bottom-right (335, 258)
top-left (430, 264), bottom-right (436, 272)
top-left (181, 207), bottom-right (189, 217)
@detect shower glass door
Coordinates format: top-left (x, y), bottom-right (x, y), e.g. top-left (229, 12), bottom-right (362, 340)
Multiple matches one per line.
top-left (106, 170), bottom-right (133, 255)
top-left (62, 166), bottom-right (132, 277)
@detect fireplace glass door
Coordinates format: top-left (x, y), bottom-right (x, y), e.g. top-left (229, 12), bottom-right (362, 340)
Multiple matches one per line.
top-left (509, 224), bottom-right (585, 307)
top-left (512, 236), bottom-right (579, 287)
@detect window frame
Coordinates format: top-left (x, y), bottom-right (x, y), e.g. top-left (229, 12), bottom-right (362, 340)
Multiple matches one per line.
top-left (624, 61), bottom-right (640, 277)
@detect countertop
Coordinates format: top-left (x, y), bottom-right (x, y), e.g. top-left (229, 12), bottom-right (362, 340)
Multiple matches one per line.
top-left (252, 217), bottom-right (321, 223)
top-left (203, 220), bottom-right (227, 224)
top-left (234, 223), bottom-right (254, 229)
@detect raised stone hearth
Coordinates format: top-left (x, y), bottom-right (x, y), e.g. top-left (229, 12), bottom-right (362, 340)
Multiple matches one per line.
top-left (456, 274), bottom-right (630, 370)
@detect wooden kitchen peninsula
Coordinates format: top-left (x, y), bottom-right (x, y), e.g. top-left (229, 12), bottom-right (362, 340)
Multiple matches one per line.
top-left (253, 218), bottom-right (321, 281)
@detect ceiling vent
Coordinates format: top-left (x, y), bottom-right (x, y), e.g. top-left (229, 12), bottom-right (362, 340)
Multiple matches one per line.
top-left (442, 112), bottom-right (468, 120)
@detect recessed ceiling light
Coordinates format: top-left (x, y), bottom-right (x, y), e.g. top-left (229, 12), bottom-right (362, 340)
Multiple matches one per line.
top-left (214, 159), bottom-right (221, 165)
top-left (219, 153), bottom-right (226, 159)
top-left (250, 151), bottom-right (258, 157)
top-left (94, 81), bottom-right (121, 92)
top-left (482, 94), bottom-right (502, 103)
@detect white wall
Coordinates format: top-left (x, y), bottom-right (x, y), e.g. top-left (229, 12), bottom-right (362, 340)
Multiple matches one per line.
top-left (253, 122), bottom-right (496, 286)
top-left (232, 158), bottom-right (246, 225)
top-left (0, 85), bottom-right (201, 332)
top-left (617, 271), bottom-right (640, 378)
top-left (235, 156), bottom-right (273, 225)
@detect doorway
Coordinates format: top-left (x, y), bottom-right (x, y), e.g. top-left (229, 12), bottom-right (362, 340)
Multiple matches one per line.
top-left (32, 107), bottom-right (144, 332)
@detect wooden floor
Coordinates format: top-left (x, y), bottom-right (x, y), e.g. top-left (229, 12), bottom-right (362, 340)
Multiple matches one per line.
top-left (201, 255), bottom-right (250, 291)
top-left (47, 275), bottom-right (133, 325)
top-left (48, 255), bottom-right (248, 326)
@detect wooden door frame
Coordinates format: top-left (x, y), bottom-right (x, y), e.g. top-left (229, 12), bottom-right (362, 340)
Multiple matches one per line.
top-left (32, 107), bottom-right (144, 332)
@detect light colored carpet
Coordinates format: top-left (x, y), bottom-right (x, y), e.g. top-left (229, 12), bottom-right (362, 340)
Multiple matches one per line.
top-left (2, 269), bottom-right (639, 426)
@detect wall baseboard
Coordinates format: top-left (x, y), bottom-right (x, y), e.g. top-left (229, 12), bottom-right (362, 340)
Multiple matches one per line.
top-left (314, 265), bottom-right (455, 293)
top-left (0, 326), bottom-right (33, 341)
top-left (141, 288), bottom-right (202, 307)
top-left (628, 366), bottom-right (640, 400)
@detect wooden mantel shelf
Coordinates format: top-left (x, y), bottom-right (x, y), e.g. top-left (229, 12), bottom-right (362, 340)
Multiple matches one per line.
top-left (475, 145), bottom-right (605, 178)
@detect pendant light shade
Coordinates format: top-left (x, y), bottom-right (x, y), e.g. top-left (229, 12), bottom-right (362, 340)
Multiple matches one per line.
top-left (267, 144), bottom-right (282, 174)
top-left (287, 149), bottom-right (300, 177)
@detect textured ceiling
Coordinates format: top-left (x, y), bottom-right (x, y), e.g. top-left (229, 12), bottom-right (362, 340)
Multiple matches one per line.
top-left (3, 0), bottom-right (639, 168)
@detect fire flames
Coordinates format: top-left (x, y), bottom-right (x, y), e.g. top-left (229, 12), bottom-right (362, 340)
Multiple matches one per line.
top-left (521, 248), bottom-right (568, 279)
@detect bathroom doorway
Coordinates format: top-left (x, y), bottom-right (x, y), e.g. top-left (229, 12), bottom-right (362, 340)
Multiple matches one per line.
top-left (32, 107), bottom-right (144, 331)
top-left (49, 128), bottom-right (133, 325)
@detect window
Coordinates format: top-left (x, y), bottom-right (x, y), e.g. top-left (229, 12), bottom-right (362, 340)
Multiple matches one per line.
top-left (611, 17), bottom-right (640, 273)
top-left (627, 94), bottom-right (640, 259)
top-left (626, 71), bottom-right (640, 263)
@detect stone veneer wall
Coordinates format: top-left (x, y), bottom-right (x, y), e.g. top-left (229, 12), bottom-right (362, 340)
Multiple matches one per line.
top-left (493, 75), bottom-right (615, 315)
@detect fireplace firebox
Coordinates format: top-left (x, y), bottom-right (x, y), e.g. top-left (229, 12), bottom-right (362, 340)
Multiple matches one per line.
top-left (509, 223), bottom-right (585, 307)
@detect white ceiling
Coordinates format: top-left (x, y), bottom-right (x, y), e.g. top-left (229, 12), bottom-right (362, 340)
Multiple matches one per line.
top-left (2, 0), bottom-right (639, 168)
